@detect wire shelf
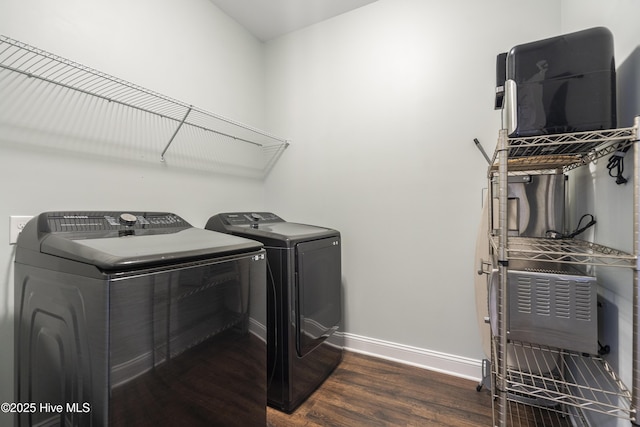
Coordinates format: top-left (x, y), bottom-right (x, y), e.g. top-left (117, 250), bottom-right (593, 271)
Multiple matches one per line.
top-left (493, 341), bottom-right (634, 422)
top-left (495, 400), bottom-right (580, 427)
top-left (488, 236), bottom-right (637, 269)
top-left (507, 127), bottom-right (636, 157)
top-left (489, 126), bottom-right (638, 175)
top-left (0, 35), bottom-right (289, 177)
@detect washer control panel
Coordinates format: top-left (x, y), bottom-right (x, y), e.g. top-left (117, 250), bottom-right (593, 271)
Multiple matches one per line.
top-left (44, 211), bottom-right (190, 233)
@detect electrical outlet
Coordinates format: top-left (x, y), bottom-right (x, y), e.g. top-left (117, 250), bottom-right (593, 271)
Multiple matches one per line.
top-left (10, 215), bottom-right (33, 245)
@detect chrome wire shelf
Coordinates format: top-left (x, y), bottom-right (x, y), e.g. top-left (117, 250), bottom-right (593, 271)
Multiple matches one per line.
top-left (488, 119), bottom-right (640, 427)
top-left (507, 127), bottom-right (636, 156)
top-left (495, 400), bottom-right (580, 427)
top-left (489, 126), bottom-right (638, 175)
top-left (488, 236), bottom-right (637, 269)
top-left (0, 35), bottom-right (289, 177)
top-left (493, 341), bottom-right (634, 422)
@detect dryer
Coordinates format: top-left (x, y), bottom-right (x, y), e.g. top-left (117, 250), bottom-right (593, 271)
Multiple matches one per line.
top-left (205, 212), bottom-right (343, 413)
top-left (14, 211), bottom-right (267, 427)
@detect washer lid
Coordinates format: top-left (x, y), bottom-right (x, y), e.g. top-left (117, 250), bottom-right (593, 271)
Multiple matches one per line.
top-left (42, 228), bottom-right (262, 270)
top-left (21, 211), bottom-right (263, 270)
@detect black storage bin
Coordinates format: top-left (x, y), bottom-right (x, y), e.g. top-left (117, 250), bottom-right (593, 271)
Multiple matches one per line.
top-left (506, 27), bottom-right (617, 137)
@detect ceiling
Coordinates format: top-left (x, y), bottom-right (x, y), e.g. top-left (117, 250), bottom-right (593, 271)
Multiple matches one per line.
top-left (209, 0), bottom-right (379, 42)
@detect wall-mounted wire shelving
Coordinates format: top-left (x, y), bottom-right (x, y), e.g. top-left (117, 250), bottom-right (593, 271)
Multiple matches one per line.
top-left (0, 35), bottom-right (289, 178)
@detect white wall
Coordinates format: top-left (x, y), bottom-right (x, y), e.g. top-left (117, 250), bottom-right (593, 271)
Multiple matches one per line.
top-left (0, 0), bottom-right (268, 422)
top-left (560, 2), bottom-right (640, 426)
top-left (263, 0), bottom-right (561, 365)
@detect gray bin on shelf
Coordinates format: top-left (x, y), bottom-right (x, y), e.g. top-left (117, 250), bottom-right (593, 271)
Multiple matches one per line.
top-left (490, 267), bottom-right (598, 355)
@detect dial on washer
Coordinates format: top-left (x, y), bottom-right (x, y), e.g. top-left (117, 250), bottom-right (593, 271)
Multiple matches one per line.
top-left (119, 213), bottom-right (137, 226)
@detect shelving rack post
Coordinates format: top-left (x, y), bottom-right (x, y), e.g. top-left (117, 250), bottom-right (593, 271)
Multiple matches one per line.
top-left (495, 128), bottom-right (510, 427)
top-left (634, 115), bottom-right (640, 424)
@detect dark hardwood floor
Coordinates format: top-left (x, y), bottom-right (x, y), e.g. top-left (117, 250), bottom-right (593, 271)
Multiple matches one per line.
top-left (267, 351), bottom-right (493, 427)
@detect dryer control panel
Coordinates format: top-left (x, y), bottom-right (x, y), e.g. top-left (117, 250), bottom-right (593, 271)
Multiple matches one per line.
top-left (218, 212), bottom-right (284, 226)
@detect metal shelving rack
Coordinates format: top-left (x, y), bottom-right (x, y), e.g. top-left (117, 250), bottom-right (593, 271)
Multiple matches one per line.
top-left (0, 35), bottom-right (289, 178)
top-left (488, 118), bottom-right (640, 427)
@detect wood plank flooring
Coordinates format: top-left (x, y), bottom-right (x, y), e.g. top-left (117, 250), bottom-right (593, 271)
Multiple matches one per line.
top-left (267, 351), bottom-right (493, 427)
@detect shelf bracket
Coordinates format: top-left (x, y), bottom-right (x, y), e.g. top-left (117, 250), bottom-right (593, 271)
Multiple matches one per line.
top-left (161, 106), bottom-right (193, 161)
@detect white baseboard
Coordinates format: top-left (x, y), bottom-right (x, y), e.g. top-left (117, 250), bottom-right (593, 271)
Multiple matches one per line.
top-left (343, 333), bottom-right (483, 383)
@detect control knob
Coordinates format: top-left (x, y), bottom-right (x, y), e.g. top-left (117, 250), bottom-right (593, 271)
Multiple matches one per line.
top-left (250, 213), bottom-right (261, 228)
top-left (119, 213), bottom-right (138, 226)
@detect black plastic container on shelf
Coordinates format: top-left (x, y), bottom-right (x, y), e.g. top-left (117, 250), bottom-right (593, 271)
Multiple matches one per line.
top-left (503, 26), bottom-right (617, 137)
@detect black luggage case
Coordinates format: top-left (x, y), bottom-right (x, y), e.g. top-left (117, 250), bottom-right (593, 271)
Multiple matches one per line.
top-left (505, 27), bottom-right (616, 137)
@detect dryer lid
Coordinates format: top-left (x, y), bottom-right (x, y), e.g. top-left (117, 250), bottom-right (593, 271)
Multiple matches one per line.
top-left (248, 222), bottom-right (334, 238)
top-left (206, 212), bottom-right (338, 245)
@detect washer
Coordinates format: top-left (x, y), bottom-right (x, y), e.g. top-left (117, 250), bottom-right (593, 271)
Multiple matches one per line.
top-left (14, 211), bottom-right (267, 427)
top-left (206, 212), bottom-right (343, 413)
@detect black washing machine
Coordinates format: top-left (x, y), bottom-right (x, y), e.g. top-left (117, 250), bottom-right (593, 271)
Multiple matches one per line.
top-left (205, 212), bottom-right (343, 413)
top-left (14, 211), bottom-right (267, 427)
